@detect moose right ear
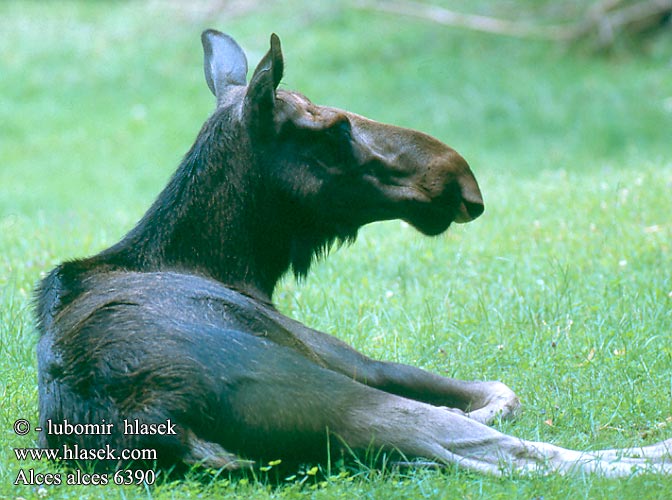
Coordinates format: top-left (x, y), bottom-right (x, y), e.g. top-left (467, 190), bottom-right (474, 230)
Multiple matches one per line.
top-left (201, 30), bottom-right (248, 103)
top-left (244, 34), bottom-right (283, 131)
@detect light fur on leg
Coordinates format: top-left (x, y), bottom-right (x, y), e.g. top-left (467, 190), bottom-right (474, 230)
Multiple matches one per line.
top-left (341, 394), bottom-right (671, 477)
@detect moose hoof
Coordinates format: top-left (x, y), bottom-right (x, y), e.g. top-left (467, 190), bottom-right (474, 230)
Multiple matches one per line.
top-left (467, 382), bottom-right (521, 425)
top-left (184, 432), bottom-right (255, 470)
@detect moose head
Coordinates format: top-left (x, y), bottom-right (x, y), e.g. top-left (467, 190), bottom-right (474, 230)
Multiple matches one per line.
top-left (103, 31), bottom-right (483, 301)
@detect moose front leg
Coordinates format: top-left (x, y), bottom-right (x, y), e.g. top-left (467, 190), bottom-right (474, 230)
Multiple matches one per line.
top-left (366, 360), bottom-right (520, 424)
top-left (271, 312), bottom-right (519, 424)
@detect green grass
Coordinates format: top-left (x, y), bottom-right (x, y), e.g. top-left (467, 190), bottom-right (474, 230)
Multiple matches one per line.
top-left (1, 0), bottom-right (671, 498)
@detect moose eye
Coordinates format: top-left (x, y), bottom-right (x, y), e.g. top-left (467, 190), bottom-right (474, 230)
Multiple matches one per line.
top-left (322, 119), bottom-right (354, 157)
top-left (321, 119), bottom-right (355, 168)
top-left (280, 117), bottom-right (355, 171)
top-left (326, 119), bottom-right (352, 142)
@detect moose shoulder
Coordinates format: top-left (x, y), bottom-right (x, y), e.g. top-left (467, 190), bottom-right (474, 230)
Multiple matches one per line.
top-left (35, 31), bottom-right (671, 476)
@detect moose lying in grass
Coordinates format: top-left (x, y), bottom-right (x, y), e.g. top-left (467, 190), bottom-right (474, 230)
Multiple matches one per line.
top-left (35, 30), bottom-right (671, 476)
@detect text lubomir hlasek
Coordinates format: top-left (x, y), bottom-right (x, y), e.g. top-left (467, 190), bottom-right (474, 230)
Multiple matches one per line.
top-left (43, 419), bottom-right (177, 436)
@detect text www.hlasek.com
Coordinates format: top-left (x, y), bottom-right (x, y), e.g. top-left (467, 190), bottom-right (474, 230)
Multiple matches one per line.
top-left (15, 444), bottom-right (157, 462)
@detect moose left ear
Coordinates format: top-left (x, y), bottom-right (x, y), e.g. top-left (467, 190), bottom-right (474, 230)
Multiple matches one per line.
top-left (244, 34), bottom-right (283, 127)
top-left (201, 30), bottom-right (248, 103)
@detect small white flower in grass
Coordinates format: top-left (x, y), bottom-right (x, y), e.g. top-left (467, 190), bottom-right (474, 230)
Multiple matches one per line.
top-left (385, 290), bottom-right (394, 299)
top-left (37, 488), bottom-right (48, 498)
top-left (497, 344), bottom-right (505, 351)
top-left (619, 259), bottom-right (627, 267)
top-left (577, 348), bottom-right (595, 367)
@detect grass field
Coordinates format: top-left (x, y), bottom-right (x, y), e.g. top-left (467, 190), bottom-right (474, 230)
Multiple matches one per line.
top-left (1, 1), bottom-right (671, 498)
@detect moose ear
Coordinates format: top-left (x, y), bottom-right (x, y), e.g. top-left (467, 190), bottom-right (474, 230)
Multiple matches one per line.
top-left (244, 34), bottom-right (283, 126)
top-left (201, 30), bottom-right (248, 102)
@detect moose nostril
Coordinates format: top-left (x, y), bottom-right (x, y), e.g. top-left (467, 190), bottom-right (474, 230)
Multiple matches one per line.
top-left (454, 161), bottom-right (484, 223)
top-left (464, 199), bottom-right (484, 220)
top-left (454, 197), bottom-right (484, 224)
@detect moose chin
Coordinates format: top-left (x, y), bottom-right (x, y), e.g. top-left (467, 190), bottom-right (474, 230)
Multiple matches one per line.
top-left (34, 30), bottom-right (670, 476)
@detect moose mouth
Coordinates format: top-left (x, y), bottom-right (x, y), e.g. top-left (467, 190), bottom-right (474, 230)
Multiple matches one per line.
top-left (404, 204), bottom-right (460, 236)
top-left (404, 193), bottom-right (484, 236)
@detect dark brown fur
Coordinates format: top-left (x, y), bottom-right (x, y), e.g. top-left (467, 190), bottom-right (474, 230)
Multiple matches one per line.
top-left (36, 31), bottom-right (670, 476)
top-left (34, 30), bottom-right (484, 470)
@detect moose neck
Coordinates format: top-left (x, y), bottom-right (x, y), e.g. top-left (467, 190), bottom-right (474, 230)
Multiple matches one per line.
top-left (97, 124), bottom-right (299, 303)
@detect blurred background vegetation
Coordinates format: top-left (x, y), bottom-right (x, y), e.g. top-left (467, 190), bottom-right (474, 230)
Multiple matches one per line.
top-left (1, 1), bottom-right (670, 498)
top-left (1, 0), bottom-right (670, 218)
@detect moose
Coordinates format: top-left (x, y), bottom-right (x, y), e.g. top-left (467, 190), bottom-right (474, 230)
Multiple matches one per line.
top-left (35, 30), bottom-right (671, 477)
